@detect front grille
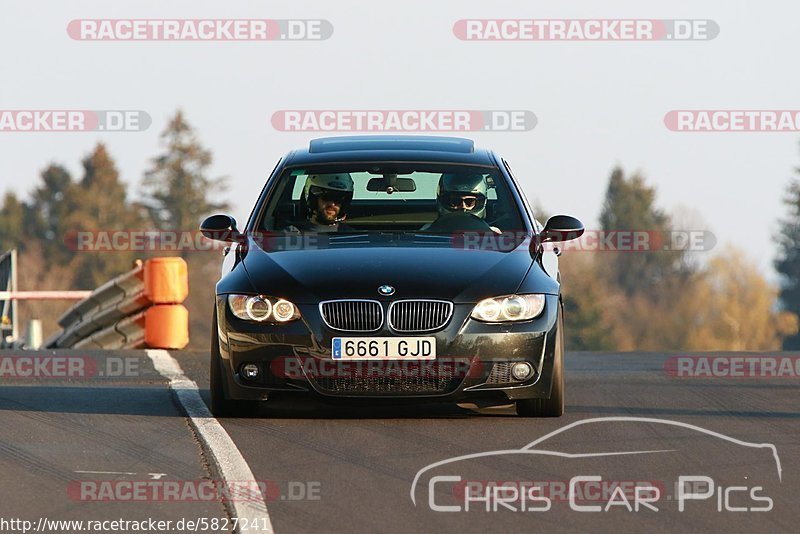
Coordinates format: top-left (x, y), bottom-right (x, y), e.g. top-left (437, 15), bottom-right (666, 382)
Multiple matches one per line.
top-left (320, 300), bottom-right (383, 332)
top-left (388, 300), bottom-right (453, 332)
top-left (309, 363), bottom-right (462, 395)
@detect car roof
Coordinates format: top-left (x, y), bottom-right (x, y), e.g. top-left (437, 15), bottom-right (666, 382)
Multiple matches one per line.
top-left (283, 135), bottom-right (498, 166)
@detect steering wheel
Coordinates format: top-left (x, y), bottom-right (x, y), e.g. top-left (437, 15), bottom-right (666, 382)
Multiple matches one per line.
top-left (424, 211), bottom-right (494, 233)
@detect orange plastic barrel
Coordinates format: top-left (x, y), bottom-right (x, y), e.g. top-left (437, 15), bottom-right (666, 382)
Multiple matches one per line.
top-left (144, 257), bottom-right (188, 304)
top-left (144, 304), bottom-right (189, 349)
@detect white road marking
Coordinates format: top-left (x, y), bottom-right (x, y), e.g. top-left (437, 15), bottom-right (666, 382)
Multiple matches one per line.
top-left (75, 470), bottom-right (136, 475)
top-left (147, 349), bottom-right (274, 534)
top-left (75, 471), bottom-right (168, 479)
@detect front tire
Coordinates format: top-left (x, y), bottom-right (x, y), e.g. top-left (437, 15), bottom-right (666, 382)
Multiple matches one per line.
top-left (516, 301), bottom-right (565, 417)
top-left (210, 309), bottom-right (259, 417)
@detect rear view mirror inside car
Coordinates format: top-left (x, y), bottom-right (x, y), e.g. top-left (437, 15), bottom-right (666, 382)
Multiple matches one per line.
top-left (366, 176), bottom-right (417, 193)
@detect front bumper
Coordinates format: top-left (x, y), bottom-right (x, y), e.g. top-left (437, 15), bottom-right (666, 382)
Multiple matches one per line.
top-left (214, 295), bottom-right (560, 406)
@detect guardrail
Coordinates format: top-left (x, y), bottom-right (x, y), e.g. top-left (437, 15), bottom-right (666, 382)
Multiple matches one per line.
top-left (45, 257), bottom-right (189, 350)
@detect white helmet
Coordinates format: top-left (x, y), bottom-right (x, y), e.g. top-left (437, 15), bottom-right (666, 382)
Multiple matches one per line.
top-left (436, 173), bottom-right (488, 219)
top-left (303, 173), bottom-right (354, 218)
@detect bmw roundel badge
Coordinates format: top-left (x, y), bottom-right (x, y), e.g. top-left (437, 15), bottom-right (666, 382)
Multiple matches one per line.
top-left (378, 285), bottom-right (395, 296)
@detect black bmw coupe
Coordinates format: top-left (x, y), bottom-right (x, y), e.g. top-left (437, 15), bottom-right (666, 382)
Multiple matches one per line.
top-left (200, 136), bottom-right (583, 417)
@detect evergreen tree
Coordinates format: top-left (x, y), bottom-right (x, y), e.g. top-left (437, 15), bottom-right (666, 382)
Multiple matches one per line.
top-left (599, 167), bottom-right (684, 296)
top-left (28, 164), bottom-right (74, 261)
top-left (0, 192), bottom-right (25, 251)
top-left (775, 177), bottom-right (800, 349)
top-left (141, 111), bottom-right (229, 348)
top-left (142, 110), bottom-right (228, 235)
top-left (65, 143), bottom-right (143, 288)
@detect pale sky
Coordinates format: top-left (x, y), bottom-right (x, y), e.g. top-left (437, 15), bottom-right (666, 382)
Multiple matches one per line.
top-left (2, 0), bottom-right (799, 281)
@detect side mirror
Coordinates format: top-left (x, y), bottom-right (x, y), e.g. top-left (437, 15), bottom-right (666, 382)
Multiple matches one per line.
top-left (200, 214), bottom-right (241, 242)
top-left (541, 215), bottom-right (584, 243)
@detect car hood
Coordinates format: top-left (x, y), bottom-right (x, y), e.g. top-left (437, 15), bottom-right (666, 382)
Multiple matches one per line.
top-left (239, 237), bottom-right (536, 303)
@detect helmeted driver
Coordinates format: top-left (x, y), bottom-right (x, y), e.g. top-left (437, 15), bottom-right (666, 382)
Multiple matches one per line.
top-left (422, 173), bottom-right (500, 233)
top-left (435, 173), bottom-right (488, 218)
top-left (287, 173), bottom-right (355, 232)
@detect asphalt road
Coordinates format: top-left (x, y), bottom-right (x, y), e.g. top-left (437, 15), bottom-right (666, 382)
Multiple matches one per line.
top-left (1, 349), bottom-right (798, 533)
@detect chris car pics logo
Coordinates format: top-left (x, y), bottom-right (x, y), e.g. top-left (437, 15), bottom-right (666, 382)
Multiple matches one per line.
top-left (411, 417), bottom-right (780, 513)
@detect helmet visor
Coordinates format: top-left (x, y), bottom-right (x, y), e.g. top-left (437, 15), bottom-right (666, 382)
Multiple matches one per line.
top-left (310, 186), bottom-right (351, 204)
top-left (442, 192), bottom-right (486, 211)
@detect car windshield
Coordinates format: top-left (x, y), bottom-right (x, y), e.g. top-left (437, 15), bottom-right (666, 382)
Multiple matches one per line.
top-left (256, 163), bottom-right (527, 234)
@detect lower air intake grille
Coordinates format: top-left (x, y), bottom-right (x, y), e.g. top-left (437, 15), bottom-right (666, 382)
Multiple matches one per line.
top-left (308, 362), bottom-right (463, 395)
top-left (486, 362), bottom-right (537, 385)
top-left (487, 362), bottom-right (514, 384)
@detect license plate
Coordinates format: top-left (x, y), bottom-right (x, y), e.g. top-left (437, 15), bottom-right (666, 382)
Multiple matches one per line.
top-left (332, 337), bottom-right (436, 360)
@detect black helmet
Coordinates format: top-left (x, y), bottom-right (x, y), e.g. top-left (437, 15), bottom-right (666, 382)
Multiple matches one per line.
top-left (436, 173), bottom-right (488, 218)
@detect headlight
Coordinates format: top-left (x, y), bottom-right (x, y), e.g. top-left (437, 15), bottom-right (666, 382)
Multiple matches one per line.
top-left (470, 294), bottom-right (545, 322)
top-left (228, 295), bottom-right (301, 323)
top-left (272, 299), bottom-right (297, 322)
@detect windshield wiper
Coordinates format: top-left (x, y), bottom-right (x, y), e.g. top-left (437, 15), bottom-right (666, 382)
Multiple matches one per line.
top-left (327, 233), bottom-right (371, 243)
